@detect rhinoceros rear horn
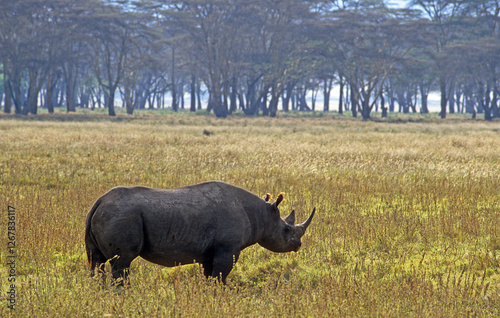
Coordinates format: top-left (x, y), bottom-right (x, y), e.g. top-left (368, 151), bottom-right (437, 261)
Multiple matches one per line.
top-left (284, 210), bottom-right (295, 225)
top-left (297, 207), bottom-right (315, 236)
top-left (271, 193), bottom-right (284, 211)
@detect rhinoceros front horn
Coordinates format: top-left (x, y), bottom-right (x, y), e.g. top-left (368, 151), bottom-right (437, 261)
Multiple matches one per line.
top-left (297, 207), bottom-right (315, 236)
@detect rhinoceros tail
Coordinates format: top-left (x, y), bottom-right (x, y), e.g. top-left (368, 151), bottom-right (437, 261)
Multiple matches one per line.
top-left (85, 198), bottom-right (106, 274)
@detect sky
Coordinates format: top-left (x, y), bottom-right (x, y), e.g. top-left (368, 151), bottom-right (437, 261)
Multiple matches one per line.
top-left (388, 0), bottom-right (410, 8)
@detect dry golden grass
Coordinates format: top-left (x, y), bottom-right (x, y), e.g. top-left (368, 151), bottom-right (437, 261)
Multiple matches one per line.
top-left (1, 112), bottom-right (499, 316)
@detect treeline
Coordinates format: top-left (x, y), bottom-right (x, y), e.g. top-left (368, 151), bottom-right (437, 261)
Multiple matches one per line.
top-left (0, 0), bottom-right (499, 119)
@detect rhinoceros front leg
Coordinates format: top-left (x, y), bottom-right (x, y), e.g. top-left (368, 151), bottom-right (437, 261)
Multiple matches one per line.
top-left (202, 261), bottom-right (214, 279)
top-left (207, 249), bottom-right (240, 284)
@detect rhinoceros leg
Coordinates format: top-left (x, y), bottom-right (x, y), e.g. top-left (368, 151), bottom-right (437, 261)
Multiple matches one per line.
top-left (209, 249), bottom-right (240, 284)
top-left (109, 255), bottom-right (135, 286)
top-left (201, 261), bottom-right (214, 279)
top-left (91, 213), bottom-right (144, 286)
top-left (87, 240), bottom-right (107, 278)
top-left (105, 238), bottom-right (143, 286)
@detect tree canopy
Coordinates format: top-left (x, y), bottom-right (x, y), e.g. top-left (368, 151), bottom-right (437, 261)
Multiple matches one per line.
top-left (0, 0), bottom-right (499, 119)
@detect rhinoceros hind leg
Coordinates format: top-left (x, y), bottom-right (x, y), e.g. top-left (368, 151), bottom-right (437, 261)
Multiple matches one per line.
top-left (87, 242), bottom-right (107, 279)
top-left (109, 255), bottom-right (134, 286)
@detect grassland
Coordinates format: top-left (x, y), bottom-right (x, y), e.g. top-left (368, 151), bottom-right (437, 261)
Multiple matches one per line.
top-left (1, 112), bottom-right (500, 316)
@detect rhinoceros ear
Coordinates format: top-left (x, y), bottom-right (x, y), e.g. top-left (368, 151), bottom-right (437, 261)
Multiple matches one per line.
top-left (263, 193), bottom-right (272, 202)
top-left (271, 193), bottom-right (284, 211)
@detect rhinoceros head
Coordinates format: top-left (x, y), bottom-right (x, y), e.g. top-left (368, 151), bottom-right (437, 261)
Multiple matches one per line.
top-left (258, 193), bottom-right (315, 253)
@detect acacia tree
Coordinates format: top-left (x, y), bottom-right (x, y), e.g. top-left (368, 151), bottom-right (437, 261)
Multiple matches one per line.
top-left (159, 0), bottom-right (250, 118)
top-left (306, 1), bottom-right (350, 114)
top-left (88, 2), bottom-right (148, 116)
top-left (3, 0), bottom-right (499, 119)
top-left (326, 5), bottom-right (421, 119)
top-left (116, 4), bottom-right (162, 114)
top-left (0, 0), bottom-right (51, 114)
top-left (0, 0), bottom-right (108, 114)
top-left (52, 0), bottom-right (96, 113)
top-left (253, 0), bottom-right (315, 117)
top-left (411, 0), bottom-right (467, 118)
top-left (461, 0), bottom-right (500, 119)
top-left (456, 37), bottom-right (500, 119)
top-left (387, 44), bottom-right (436, 114)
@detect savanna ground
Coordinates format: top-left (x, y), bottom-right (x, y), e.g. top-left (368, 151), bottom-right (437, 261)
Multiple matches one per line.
top-left (1, 110), bottom-right (500, 317)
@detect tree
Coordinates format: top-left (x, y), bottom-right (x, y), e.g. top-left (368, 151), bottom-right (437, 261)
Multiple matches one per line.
top-left (461, 0), bottom-right (500, 119)
top-left (1, 0), bottom-right (498, 119)
top-left (87, 2), bottom-right (149, 116)
top-left (324, 4), bottom-right (422, 119)
top-left (411, 0), bottom-right (467, 118)
top-left (254, 0), bottom-right (316, 117)
top-left (159, 0), bottom-right (249, 118)
top-left (0, 0), bottom-right (47, 114)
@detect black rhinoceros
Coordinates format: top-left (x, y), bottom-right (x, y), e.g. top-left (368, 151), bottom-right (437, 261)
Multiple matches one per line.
top-left (85, 181), bottom-right (315, 284)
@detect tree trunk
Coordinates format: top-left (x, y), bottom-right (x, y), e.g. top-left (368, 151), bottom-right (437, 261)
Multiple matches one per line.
top-left (439, 77), bottom-right (447, 119)
top-left (491, 72), bottom-right (499, 118)
top-left (171, 47), bottom-right (178, 112)
top-left (46, 70), bottom-right (58, 114)
top-left (350, 84), bottom-right (357, 118)
top-left (381, 93), bottom-right (387, 118)
top-left (124, 84), bottom-right (134, 115)
top-left (455, 89), bottom-right (462, 113)
top-left (58, 81), bottom-right (65, 107)
top-left (211, 86), bottom-right (227, 118)
top-left (282, 82), bottom-right (292, 112)
top-left (492, 88), bottom-right (499, 119)
top-left (361, 98), bottom-right (370, 120)
top-left (484, 81), bottom-right (492, 121)
top-left (311, 88), bottom-right (317, 111)
top-left (229, 76), bottom-right (237, 114)
top-left (80, 89), bottom-right (90, 109)
top-left (269, 84), bottom-right (279, 117)
top-left (66, 78), bottom-right (77, 112)
top-left (4, 60), bottom-right (22, 114)
top-left (190, 74), bottom-right (196, 112)
top-left (23, 69), bottom-right (39, 115)
top-left (338, 76), bottom-right (344, 115)
top-left (420, 84), bottom-right (429, 114)
top-left (298, 87), bottom-right (310, 111)
top-left (397, 90), bottom-right (408, 113)
top-left (3, 71), bottom-right (12, 113)
top-left (245, 80), bottom-right (258, 115)
top-left (63, 63), bottom-right (78, 112)
top-left (171, 81), bottom-right (177, 111)
top-left (261, 86), bottom-right (269, 116)
top-left (196, 79), bottom-right (202, 110)
top-left (388, 88), bottom-right (395, 113)
top-left (107, 87), bottom-right (116, 116)
top-left (448, 83), bottom-right (455, 114)
top-left (323, 77), bottom-right (332, 112)
top-left (408, 92), bottom-right (416, 113)
top-left (7, 67), bottom-right (24, 115)
top-left (223, 77), bottom-right (229, 114)
top-left (238, 93), bottom-right (245, 111)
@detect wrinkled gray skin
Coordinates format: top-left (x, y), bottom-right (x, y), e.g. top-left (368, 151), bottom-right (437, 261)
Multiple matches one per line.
top-left (85, 181), bottom-right (315, 285)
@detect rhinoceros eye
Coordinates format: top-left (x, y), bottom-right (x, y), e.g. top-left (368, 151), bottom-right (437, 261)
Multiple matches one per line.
top-left (284, 226), bottom-right (291, 234)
